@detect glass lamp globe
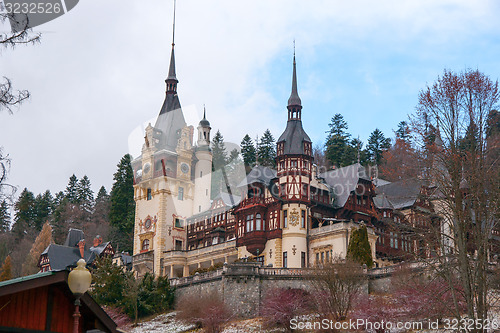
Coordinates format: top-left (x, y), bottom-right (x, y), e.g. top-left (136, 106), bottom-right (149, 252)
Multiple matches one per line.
top-left (68, 259), bottom-right (92, 298)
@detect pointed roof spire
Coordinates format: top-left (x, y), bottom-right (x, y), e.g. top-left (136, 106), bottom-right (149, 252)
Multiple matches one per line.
top-left (287, 41), bottom-right (301, 107)
top-left (166, 0), bottom-right (178, 82)
top-left (199, 104), bottom-right (210, 126)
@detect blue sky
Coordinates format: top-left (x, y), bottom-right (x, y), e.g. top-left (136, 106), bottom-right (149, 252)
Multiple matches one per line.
top-left (1, 0), bottom-right (500, 196)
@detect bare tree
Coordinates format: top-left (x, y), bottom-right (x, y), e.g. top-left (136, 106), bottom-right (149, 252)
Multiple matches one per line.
top-left (1, 12), bottom-right (40, 113)
top-left (311, 258), bottom-right (365, 321)
top-left (411, 69), bottom-right (500, 324)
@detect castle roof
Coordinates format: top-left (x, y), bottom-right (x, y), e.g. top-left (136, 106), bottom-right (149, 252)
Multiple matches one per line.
top-left (319, 163), bottom-right (371, 208)
top-left (238, 165), bottom-right (277, 187)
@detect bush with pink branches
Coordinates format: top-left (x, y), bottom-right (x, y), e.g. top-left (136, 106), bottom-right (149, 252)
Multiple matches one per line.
top-left (260, 288), bottom-right (313, 331)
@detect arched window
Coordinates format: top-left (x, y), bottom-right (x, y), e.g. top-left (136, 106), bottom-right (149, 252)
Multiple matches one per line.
top-left (142, 239), bottom-right (150, 251)
top-left (256, 213), bottom-right (262, 231)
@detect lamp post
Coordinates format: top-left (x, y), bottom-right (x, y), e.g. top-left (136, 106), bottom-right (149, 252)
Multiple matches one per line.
top-left (68, 259), bottom-right (92, 333)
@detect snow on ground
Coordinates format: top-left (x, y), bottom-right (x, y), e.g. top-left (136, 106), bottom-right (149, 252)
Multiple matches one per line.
top-left (127, 312), bottom-right (284, 333)
top-left (129, 312), bottom-right (196, 333)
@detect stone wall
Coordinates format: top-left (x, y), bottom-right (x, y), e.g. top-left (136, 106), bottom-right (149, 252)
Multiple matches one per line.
top-left (172, 263), bottom-right (369, 318)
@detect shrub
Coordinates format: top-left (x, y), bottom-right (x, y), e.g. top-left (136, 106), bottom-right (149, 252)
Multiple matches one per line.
top-left (260, 288), bottom-right (312, 332)
top-left (311, 258), bottom-right (365, 321)
top-left (346, 225), bottom-right (373, 268)
top-left (176, 292), bottom-right (230, 333)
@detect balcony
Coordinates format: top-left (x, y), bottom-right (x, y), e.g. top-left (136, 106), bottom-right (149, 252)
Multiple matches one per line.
top-left (237, 196), bottom-right (278, 210)
top-left (186, 240), bottom-right (237, 257)
top-left (344, 202), bottom-right (376, 217)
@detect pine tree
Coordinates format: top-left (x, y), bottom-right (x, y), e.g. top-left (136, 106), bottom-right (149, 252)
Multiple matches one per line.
top-left (89, 186), bottom-right (111, 241)
top-left (366, 128), bottom-right (391, 165)
top-left (346, 225), bottom-right (373, 268)
top-left (96, 186), bottom-right (109, 204)
top-left (240, 134), bottom-right (256, 167)
top-left (0, 200), bottom-right (10, 232)
top-left (395, 121), bottom-right (411, 143)
top-left (211, 130), bottom-right (228, 171)
top-left (0, 255), bottom-right (12, 281)
top-left (51, 197), bottom-right (69, 244)
top-left (325, 114), bottom-right (351, 168)
top-left (257, 129), bottom-right (276, 168)
top-left (22, 221), bottom-right (52, 275)
top-left (77, 175), bottom-right (94, 213)
top-left (33, 190), bottom-right (52, 232)
top-left (109, 154), bottom-right (135, 252)
top-left (65, 174), bottom-right (79, 204)
top-left (53, 191), bottom-right (65, 207)
top-left (11, 188), bottom-right (36, 239)
top-left (228, 148), bottom-right (240, 163)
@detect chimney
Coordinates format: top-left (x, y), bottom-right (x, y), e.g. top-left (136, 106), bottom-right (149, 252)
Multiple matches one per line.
top-left (78, 239), bottom-right (85, 258)
top-left (93, 235), bottom-right (102, 247)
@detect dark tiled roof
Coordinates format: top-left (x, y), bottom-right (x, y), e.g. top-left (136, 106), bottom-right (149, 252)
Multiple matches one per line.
top-left (64, 228), bottom-right (84, 247)
top-left (43, 244), bottom-right (96, 271)
top-left (287, 55), bottom-right (301, 107)
top-left (238, 165), bottom-right (277, 187)
top-left (116, 252), bottom-right (132, 266)
top-left (166, 46), bottom-right (177, 81)
top-left (319, 163), bottom-right (369, 208)
top-left (277, 120), bottom-right (311, 155)
top-left (90, 242), bottom-right (111, 256)
top-left (153, 94), bottom-right (186, 152)
top-left (376, 178), bottom-right (424, 209)
top-left (373, 193), bottom-right (394, 210)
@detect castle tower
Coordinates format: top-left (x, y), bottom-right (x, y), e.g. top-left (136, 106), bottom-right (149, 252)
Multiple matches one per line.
top-left (194, 107), bottom-right (212, 213)
top-left (132, 1), bottom-right (195, 277)
top-left (276, 52), bottom-right (313, 268)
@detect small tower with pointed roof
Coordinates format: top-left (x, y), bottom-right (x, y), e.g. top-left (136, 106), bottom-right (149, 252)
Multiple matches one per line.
top-left (194, 107), bottom-right (213, 213)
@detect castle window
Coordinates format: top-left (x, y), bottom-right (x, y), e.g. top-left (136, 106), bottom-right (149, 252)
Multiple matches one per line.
top-left (283, 251), bottom-right (288, 268)
top-left (147, 188), bottom-right (152, 200)
top-left (200, 171), bottom-right (203, 177)
top-left (155, 160), bottom-right (162, 172)
top-left (301, 210), bottom-right (306, 228)
top-left (390, 232), bottom-right (394, 248)
top-left (246, 214), bottom-right (254, 232)
top-left (301, 252), bottom-right (306, 268)
top-left (142, 239), bottom-right (150, 251)
top-left (283, 210), bottom-right (288, 228)
top-left (178, 187), bottom-right (184, 200)
top-left (175, 240), bottom-right (183, 251)
top-left (175, 218), bottom-right (184, 228)
top-left (316, 252), bottom-right (319, 264)
top-left (291, 160), bottom-right (298, 168)
top-left (256, 213), bottom-right (262, 231)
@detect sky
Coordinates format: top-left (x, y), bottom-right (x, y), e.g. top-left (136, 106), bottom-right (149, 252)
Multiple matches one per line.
top-left (1, 0), bottom-right (500, 198)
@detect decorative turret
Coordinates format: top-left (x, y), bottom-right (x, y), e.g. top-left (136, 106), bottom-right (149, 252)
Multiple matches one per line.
top-left (197, 106), bottom-right (211, 147)
top-left (277, 53), bottom-right (312, 158)
top-left (165, 0), bottom-right (178, 94)
top-left (287, 53), bottom-right (302, 120)
top-left (165, 44), bottom-right (178, 94)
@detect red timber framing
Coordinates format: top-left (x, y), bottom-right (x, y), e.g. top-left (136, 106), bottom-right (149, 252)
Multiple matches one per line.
top-left (0, 271), bottom-right (117, 333)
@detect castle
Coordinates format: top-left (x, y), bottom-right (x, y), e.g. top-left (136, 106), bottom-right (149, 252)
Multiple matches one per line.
top-left (130, 24), bottom-right (442, 278)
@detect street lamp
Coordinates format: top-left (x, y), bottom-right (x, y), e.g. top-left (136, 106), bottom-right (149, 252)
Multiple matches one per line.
top-left (68, 259), bottom-right (92, 333)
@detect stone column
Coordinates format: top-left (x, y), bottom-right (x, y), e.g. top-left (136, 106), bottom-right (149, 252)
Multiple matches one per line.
top-left (170, 265), bottom-right (174, 278)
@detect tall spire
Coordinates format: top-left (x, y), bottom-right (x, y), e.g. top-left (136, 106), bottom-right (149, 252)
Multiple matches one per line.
top-left (287, 42), bottom-right (302, 120)
top-left (165, 0), bottom-right (178, 93)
